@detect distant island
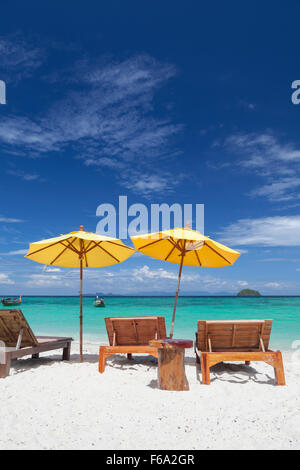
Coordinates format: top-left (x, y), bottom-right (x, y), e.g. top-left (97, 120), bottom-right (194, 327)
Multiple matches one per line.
top-left (237, 289), bottom-right (261, 297)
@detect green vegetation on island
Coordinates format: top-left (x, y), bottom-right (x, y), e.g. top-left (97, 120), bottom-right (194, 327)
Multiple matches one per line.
top-left (237, 289), bottom-right (261, 297)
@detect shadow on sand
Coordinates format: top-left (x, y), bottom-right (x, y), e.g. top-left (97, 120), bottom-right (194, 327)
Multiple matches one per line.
top-left (8, 352), bottom-right (276, 386)
top-left (194, 359), bottom-right (276, 386)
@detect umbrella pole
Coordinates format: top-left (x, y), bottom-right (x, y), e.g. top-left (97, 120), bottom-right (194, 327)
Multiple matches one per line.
top-left (169, 253), bottom-right (185, 338)
top-left (80, 258), bottom-right (83, 362)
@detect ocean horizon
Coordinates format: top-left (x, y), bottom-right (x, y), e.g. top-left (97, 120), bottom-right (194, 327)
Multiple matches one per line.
top-left (4, 294), bottom-right (300, 298)
top-left (2, 295), bottom-right (299, 350)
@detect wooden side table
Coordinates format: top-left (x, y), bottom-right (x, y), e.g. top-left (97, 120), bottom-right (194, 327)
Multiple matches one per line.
top-left (149, 339), bottom-right (193, 391)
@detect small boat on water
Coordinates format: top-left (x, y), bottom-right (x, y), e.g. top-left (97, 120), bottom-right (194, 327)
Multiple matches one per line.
top-left (94, 296), bottom-right (105, 307)
top-left (1, 296), bottom-right (22, 306)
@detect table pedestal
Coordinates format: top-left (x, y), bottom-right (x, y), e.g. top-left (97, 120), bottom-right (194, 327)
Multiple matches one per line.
top-left (149, 339), bottom-right (193, 391)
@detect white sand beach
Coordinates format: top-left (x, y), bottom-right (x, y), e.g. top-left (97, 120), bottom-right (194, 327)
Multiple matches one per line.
top-left (0, 342), bottom-right (299, 450)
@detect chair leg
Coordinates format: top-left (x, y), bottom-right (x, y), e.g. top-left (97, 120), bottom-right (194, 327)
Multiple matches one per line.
top-left (0, 353), bottom-right (11, 379)
top-left (127, 353), bottom-right (133, 360)
top-left (62, 342), bottom-right (71, 361)
top-left (204, 355), bottom-right (211, 385)
top-left (201, 353), bottom-right (210, 385)
top-left (274, 352), bottom-right (286, 386)
top-left (200, 354), bottom-right (206, 383)
top-left (98, 347), bottom-right (107, 373)
top-left (195, 351), bottom-right (201, 364)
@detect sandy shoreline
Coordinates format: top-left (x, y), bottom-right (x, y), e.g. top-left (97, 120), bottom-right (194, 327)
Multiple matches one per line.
top-left (0, 341), bottom-right (299, 450)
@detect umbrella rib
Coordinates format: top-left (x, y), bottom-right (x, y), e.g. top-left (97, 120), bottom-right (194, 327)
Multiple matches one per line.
top-left (137, 237), bottom-right (164, 250)
top-left (62, 238), bottom-right (81, 255)
top-left (165, 243), bottom-right (176, 261)
top-left (195, 250), bottom-right (202, 266)
top-left (84, 240), bottom-right (94, 252)
top-left (35, 238), bottom-right (80, 267)
top-left (97, 242), bottom-right (120, 263)
top-left (49, 243), bottom-right (70, 265)
top-left (81, 240), bottom-right (94, 266)
top-left (85, 241), bottom-right (102, 255)
top-left (27, 238), bottom-right (72, 256)
top-left (204, 242), bottom-right (231, 264)
top-left (169, 237), bottom-right (184, 253)
top-left (90, 241), bottom-right (120, 263)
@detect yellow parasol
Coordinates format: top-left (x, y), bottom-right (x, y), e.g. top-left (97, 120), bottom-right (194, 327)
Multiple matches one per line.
top-left (131, 224), bottom-right (240, 338)
top-left (26, 226), bottom-right (135, 361)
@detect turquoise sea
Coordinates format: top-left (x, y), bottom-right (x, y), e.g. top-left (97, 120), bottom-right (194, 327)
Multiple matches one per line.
top-left (3, 296), bottom-right (300, 350)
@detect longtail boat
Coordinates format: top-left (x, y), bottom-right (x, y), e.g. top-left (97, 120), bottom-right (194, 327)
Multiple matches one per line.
top-left (1, 296), bottom-right (22, 306)
top-left (94, 296), bottom-right (105, 307)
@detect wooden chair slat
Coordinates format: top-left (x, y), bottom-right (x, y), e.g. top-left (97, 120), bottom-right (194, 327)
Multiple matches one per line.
top-left (105, 316), bottom-right (166, 346)
top-left (0, 309), bottom-right (73, 379)
top-left (196, 319), bottom-right (273, 351)
top-left (0, 309), bottom-right (38, 347)
top-left (99, 316), bottom-right (167, 373)
top-left (195, 319), bottom-right (285, 386)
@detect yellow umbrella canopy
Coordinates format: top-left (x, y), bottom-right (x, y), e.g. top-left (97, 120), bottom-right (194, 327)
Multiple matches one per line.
top-left (26, 226), bottom-right (135, 361)
top-left (131, 225), bottom-right (240, 337)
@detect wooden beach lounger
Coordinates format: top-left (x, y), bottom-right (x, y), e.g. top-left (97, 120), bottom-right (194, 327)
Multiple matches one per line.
top-left (195, 320), bottom-right (285, 385)
top-left (0, 309), bottom-right (73, 379)
top-left (99, 316), bottom-right (167, 373)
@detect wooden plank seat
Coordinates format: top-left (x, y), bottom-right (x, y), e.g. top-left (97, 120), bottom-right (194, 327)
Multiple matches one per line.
top-left (98, 316), bottom-right (166, 373)
top-left (0, 309), bottom-right (73, 378)
top-left (195, 319), bottom-right (285, 386)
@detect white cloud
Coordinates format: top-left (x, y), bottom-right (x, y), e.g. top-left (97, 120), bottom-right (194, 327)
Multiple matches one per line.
top-left (238, 100), bottom-right (256, 110)
top-left (84, 157), bottom-right (126, 170)
top-left (264, 282), bottom-right (281, 288)
top-left (0, 249), bottom-right (27, 255)
top-left (133, 265), bottom-right (179, 281)
top-left (7, 169), bottom-right (41, 181)
top-left (57, 265), bottom-right (289, 295)
top-left (0, 54), bottom-right (182, 194)
top-left (225, 133), bottom-right (300, 166)
top-left (0, 32), bottom-right (44, 82)
top-left (222, 132), bottom-right (300, 202)
top-left (26, 273), bottom-right (66, 287)
top-left (259, 257), bottom-right (300, 262)
top-left (14, 264), bottom-right (300, 295)
top-left (123, 174), bottom-right (175, 195)
top-left (0, 116), bottom-right (56, 152)
top-left (249, 177), bottom-right (300, 202)
top-left (0, 273), bottom-right (15, 285)
top-left (219, 215), bottom-right (300, 246)
top-left (0, 216), bottom-right (23, 223)
top-left (131, 265), bottom-right (229, 291)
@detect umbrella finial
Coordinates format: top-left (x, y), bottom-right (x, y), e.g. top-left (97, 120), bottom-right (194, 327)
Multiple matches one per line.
top-left (79, 225), bottom-right (84, 231)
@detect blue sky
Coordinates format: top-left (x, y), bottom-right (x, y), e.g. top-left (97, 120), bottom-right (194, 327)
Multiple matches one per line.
top-left (1, 1), bottom-right (300, 295)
